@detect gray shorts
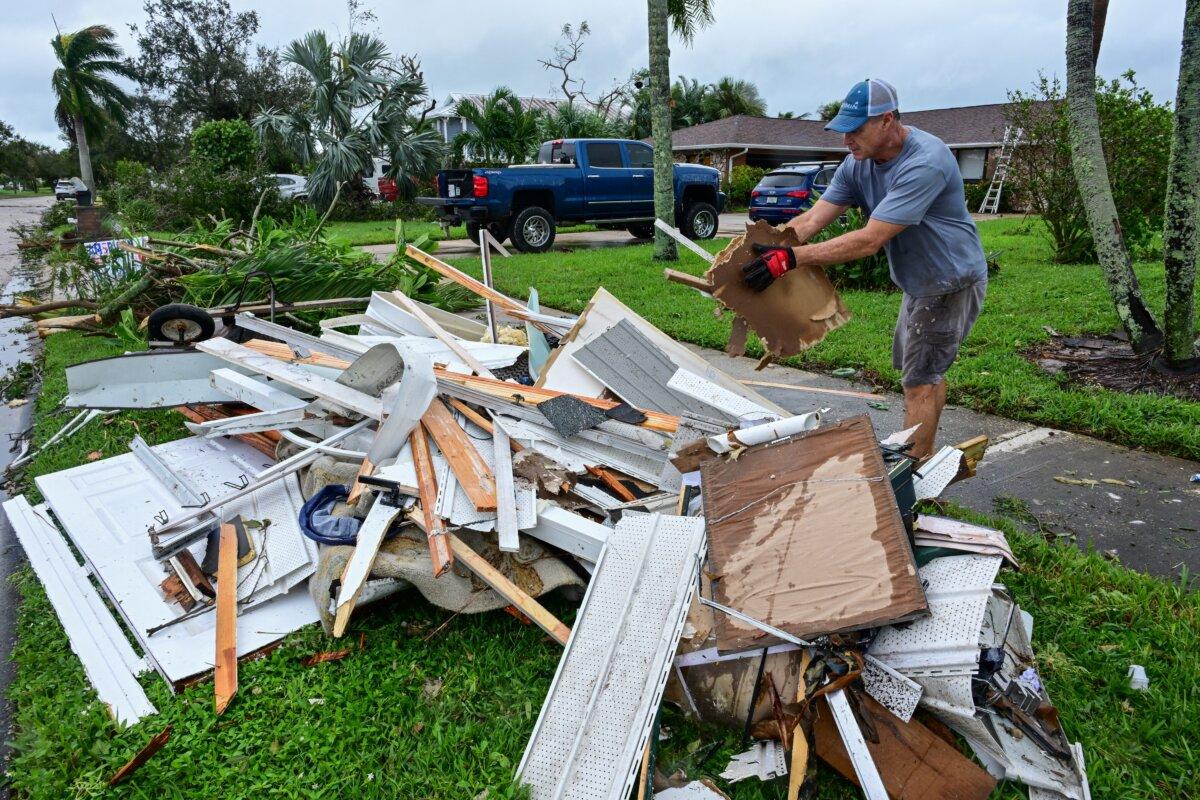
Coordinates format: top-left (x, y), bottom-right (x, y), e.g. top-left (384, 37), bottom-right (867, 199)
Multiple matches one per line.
top-left (892, 280), bottom-right (986, 389)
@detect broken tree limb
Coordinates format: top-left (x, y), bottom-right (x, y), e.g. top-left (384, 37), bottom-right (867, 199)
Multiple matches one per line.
top-left (421, 398), bottom-right (497, 511)
top-left (663, 268), bottom-right (715, 293)
top-left (214, 519), bottom-right (239, 715)
top-left (0, 299), bottom-right (99, 318)
top-left (98, 277), bottom-right (154, 322)
top-left (410, 425), bottom-right (453, 577)
top-left (148, 238), bottom-right (246, 259)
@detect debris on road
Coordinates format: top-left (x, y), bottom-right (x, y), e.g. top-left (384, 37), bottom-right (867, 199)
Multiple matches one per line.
top-left (3, 235), bottom-right (1092, 799)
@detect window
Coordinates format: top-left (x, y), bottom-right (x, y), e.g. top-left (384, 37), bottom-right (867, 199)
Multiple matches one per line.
top-left (628, 143), bottom-right (654, 168)
top-left (956, 149), bottom-right (987, 181)
top-left (537, 141), bottom-right (577, 165)
top-left (758, 172), bottom-right (810, 189)
top-left (813, 167), bottom-right (838, 187)
top-left (586, 142), bottom-right (624, 168)
top-left (276, 176), bottom-right (292, 186)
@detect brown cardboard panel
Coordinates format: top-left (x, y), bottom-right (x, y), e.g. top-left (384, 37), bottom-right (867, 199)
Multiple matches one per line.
top-left (701, 416), bottom-right (926, 650)
top-left (813, 692), bottom-right (996, 800)
top-left (707, 220), bottom-right (851, 357)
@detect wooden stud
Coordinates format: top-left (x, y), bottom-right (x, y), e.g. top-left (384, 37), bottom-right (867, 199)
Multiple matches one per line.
top-left (585, 464), bottom-right (638, 503)
top-left (662, 268), bottom-right (715, 293)
top-left (405, 245), bottom-right (527, 316)
top-left (787, 650), bottom-right (812, 800)
top-left (214, 520), bottom-right (239, 715)
top-left (421, 399), bottom-right (497, 511)
top-left (410, 425), bottom-right (453, 577)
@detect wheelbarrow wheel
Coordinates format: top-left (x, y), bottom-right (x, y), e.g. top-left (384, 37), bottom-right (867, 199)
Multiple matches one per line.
top-left (147, 303), bottom-right (216, 345)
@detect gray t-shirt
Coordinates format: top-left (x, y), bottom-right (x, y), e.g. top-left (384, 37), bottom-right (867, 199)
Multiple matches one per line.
top-left (821, 126), bottom-right (988, 297)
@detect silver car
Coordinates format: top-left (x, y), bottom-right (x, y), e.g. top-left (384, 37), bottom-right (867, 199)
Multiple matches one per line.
top-left (54, 177), bottom-right (86, 201)
top-left (272, 173), bottom-right (309, 201)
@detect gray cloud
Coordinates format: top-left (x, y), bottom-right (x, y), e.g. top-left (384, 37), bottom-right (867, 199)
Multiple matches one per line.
top-left (3, 0), bottom-right (1186, 148)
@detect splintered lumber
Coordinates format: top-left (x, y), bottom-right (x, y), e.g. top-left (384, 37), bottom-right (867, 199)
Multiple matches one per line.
top-left (410, 425), bottom-right (453, 577)
top-left (663, 268), bottom-right (715, 293)
top-left (242, 338), bottom-right (352, 369)
top-left (333, 502), bottom-right (404, 637)
top-left (422, 398), bottom-right (497, 511)
top-left (405, 245), bottom-right (542, 323)
top-left (445, 531), bottom-right (570, 645)
top-left (214, 520), bottom-right (239, 715)
top-left (388, 290), bottom-right (494, 377)
top-left (107, 725), bottom-right (173, 787)
top-left (586, 464), bottom-right (638, 502)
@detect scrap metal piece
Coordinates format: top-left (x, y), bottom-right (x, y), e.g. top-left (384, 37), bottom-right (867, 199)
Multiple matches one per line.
top-left (66, 350), bottom-right (248, 409)
top-left (912, 446), bottom-right (963, 501)
top-left (719, 740), bottom-right (789, 783)
top-left (665, 368), bottom-right (779, 425)
top-left (3, 496), bottom-right (157, 726)
top-left (861, 656), bottom-right (923, 723)
top-left (826, 689), bottom-right (888, 800)
top-left (518, 512), bottom-right (707, 799)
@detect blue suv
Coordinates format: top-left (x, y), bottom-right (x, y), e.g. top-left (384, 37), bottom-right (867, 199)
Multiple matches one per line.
top-left (748, 163), bottom-right (839, 224)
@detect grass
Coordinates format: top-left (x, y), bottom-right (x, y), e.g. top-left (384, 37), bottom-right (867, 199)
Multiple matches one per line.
top-left (5, 330), bottom-right (1199, 798)
top-left (444, 217), bottom-right (1200, 461)
top-left (324, 219), bottom-right (596, 247)
top-left (0, 187), bottom-right (52, 199)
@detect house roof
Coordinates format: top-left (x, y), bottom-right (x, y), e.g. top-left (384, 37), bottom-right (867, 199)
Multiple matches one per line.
top-left (665, 103), bottom-right (1015, 151)
top-left (430, 92), bottom-right (563, 119)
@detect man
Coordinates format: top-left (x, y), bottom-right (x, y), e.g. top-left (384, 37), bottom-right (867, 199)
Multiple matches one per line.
top-left (742, 78), bottom-right (988, 460)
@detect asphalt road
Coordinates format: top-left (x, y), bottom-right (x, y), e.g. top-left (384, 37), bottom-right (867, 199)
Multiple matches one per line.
top-left (0, 194), bottom-right (50, 793)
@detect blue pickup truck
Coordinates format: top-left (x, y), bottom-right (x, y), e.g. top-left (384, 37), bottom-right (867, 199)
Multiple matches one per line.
top-left (418, 138), bottom-right (725, 252)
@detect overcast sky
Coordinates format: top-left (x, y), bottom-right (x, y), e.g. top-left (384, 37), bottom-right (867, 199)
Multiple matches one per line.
top-left (1, 0), bottom-right (1187, 148)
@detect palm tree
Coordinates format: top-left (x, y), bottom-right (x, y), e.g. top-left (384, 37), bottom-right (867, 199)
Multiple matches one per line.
top-left (453, 88), bottom-right (544, 164)
top-left (539, 103), bottom-right (619, 141)
top-left (816, 99), bottom-right (843, 121)
top-left (705, 77), bottom-right (766, 119)
top-left (255, 31), bottom-right (444, 208)
top-left (671, 76), bottom-right (710, 128)
top-left (50, 25), bottom-right (136, 192)
top-left (648, 0), bottom-right (715, 260)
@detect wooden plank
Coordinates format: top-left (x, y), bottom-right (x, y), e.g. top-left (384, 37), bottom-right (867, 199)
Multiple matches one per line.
top-left (405, 244), bottom-right (527, 315)
top-left (197, 338), bottom-right (384, 419)
top-left (241, 338), bottom-right (352, 369)
top-left (446, 398), bottom-right (523, 452)
top-left (813, 692), bottom-right (996, 800)
top-left (492, 423), bottom-right (520, 552)
top-left (214, 520), bottom-right (239, 715)
top-left (740, 379), bottom-right (882, 400)
top-left (445, 531), bottom-right (570, 645)
top-left (586, 464), bottom-right (637, 503)
top-left (421, 398), bottom-right (497, 511)
top-left (410, 425), bottom-right (453, 577)
top-left (333, 502), bottom-right (403, 636)
top-left (388, 290), bottom-right (494, 377)
top-left (663, 268), bottom-right (715, 293)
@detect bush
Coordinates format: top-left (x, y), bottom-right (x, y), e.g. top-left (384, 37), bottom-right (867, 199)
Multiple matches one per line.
top-left (962, 180), bottom-right (1017, 214)
top-left (39, 200), bottom-right (74, 230)
top-left (726, 164), bottom-right (766, 209)
top-left (812, 207), bottom-right (893, 290)
top-left (1006, 71), bottom-right (1171, 263)
top-left (154, 160), bottom-right (279, 230)
top-left (190, 119), bottom-right (258, 173)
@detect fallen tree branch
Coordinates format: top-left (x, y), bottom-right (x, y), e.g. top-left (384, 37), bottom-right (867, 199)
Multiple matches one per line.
top-left (147, 238), bottom-right (246, 259)
top-left (0, 299), bottom-right (99, 318)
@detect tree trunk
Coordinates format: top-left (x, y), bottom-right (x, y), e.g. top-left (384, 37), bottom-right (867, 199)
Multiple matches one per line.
top-left (1065, 0), bottom-right (1163, 353)
top-left (1161, 0), bottom-right (1200, 367)
top-left (647, 0), bottom-right (677, 261)
top-left (1091, 0), bottom-right (1109, 67)
top-left (74, 114), bottom-right (94, 194)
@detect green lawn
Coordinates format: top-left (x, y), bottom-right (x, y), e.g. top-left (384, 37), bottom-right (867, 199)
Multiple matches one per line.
top-left (4, 328), bottom-right (1198, 798)
top-left (0, 187), bottom-right (52, 199)
top-left (445, 217), bottom-right (1200, 461)
top-left (325, 219), bottom-right (597, 247)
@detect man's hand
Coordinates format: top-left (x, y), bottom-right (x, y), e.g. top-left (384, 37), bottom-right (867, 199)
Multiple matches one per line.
top-left (741, 244), bottom-right (796, 292)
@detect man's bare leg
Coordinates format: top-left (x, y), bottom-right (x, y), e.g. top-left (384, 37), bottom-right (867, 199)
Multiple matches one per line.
top-left (903, 381), bottom-right (947, 461)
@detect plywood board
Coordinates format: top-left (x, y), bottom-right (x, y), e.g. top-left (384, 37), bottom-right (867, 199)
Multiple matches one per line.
top-left (706, 220), bottom-right (851, 357)
top-left (700, 415), bottom-right (926, 650)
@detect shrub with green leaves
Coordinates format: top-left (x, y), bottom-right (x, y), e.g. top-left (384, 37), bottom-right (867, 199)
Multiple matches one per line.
top-left (811, 207), bottom-right (893, 290)
top-left (190, 119), bottom-right (258, 172)
top-left (725, 164), bottom-right (765, 209)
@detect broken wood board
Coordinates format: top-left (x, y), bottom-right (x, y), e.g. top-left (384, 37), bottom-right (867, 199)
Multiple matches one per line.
top-left (813, 691), bottom-right (996, 800)
top-left (536, 287), bottom-right (787, 417)
top-left (107, 725), bottom-right (172, 786)
top-left (214, 519), bottom-right (239, 714)
top-left (333, 503), bottom-right (404, 637)
top-left (410, 425), bottom-right (454, 576)
top-left (388, 290), bottom-right (494, 377)
top-left (700, 415), bottom-right (926, 650)
top-left (422, 398), bottom-right (497, 511)
top-left (518, 512), bottom-right (706, 799)
top-left (2, 496), bottom-right (157, 726)
top-left (706, 219), bottom-right (851, 357)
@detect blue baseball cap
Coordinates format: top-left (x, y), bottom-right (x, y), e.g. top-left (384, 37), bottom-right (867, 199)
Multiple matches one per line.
top-left (825, 78), bottom-right (899, 133)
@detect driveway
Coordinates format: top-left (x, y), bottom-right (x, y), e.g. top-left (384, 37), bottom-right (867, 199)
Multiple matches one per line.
top-left (362, 212), bottom-right (751, 259)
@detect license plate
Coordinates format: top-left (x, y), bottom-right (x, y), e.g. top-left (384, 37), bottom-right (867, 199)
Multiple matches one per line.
top-left (449, 185), bottom-right (460, 198)
top-left (766, 196), bottom-right (778, 204)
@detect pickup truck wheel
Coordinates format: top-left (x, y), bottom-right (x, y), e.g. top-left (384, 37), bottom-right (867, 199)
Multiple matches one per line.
top-left (681, 201), bottom-right (719, 240)
top-left (626, 223), bottom-right (655, 240)
top-left (466, 221), bottom-right (508, 246)
top-left (510, 206), bottom-right (556, 253)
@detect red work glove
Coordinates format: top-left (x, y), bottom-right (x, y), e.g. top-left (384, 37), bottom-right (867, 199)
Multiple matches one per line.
top-left (741, 244), bottom-right (796, 292)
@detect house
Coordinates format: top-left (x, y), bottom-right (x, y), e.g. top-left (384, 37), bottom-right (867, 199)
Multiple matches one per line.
top-left (662, 102), bottom-right (1017, 183)
top-left (428, 92), bottom-right (563, 146)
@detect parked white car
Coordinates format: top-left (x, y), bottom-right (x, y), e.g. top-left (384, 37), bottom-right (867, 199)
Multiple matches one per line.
top-left (54, 177), bottom-right (87, 201)
top-left (272, 173), bottom-right (309, 201)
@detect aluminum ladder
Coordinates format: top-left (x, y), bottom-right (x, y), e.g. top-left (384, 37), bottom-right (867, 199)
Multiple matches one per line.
top-left (978, 125), bottom-right (1020, 214)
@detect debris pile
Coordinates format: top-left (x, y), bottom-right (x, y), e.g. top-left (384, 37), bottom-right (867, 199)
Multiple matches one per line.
top-left (4, 234), bottom-right (1090, 799)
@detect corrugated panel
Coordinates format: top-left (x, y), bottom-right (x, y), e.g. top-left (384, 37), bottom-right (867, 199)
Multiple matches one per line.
top-left (518, 512), bottom-right (706, 799)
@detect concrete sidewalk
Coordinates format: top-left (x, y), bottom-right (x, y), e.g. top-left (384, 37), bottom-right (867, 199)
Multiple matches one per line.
top-left (362, 212), bottom-right (751, 259)
top-left (691, 345), bottom-right (1200, 582)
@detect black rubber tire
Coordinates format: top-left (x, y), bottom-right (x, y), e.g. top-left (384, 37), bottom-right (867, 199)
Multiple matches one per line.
top-left (508, 206), bottom-right (556, 253)
top-left (680, 201), bottom-right (719, 240)
top-left (466, 221), bottom-right (508, 246)
top-left (626, 223), bottom-right (655, 240)
top-left (147, 303), bottom-right (216, 344)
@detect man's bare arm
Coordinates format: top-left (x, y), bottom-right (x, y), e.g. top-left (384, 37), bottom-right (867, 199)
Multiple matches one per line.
top-left (790, 217), bottom-right (906, 267)
top-left (785, 198), bottom-right (849, 243)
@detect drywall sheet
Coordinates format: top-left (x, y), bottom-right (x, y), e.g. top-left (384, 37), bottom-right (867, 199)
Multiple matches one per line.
top-left (706, 220), bottom-right (851, 357)
top-left (518, 511), bottom-right (707, 799)
top-left (536, 287), bottom-right (787, 416)
top-left (700, 415), bottom-right (926, 650)
top-left (35, 436), bottom-right (319, 686)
